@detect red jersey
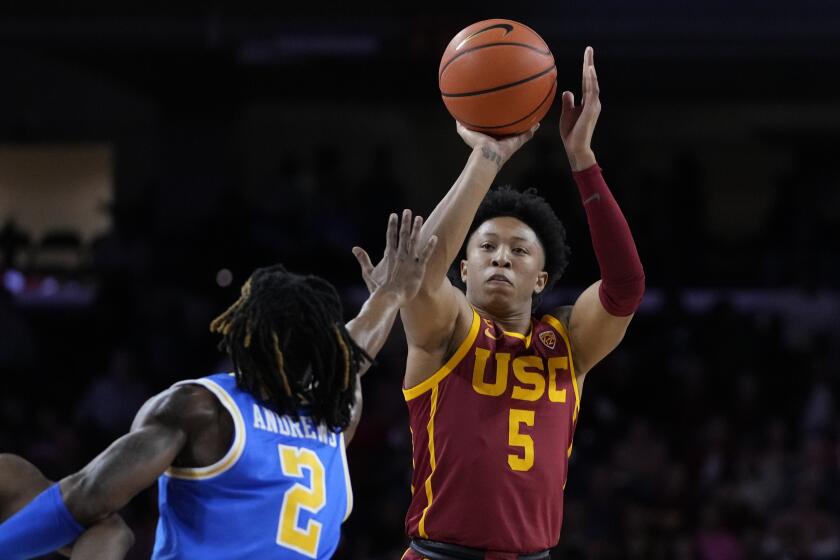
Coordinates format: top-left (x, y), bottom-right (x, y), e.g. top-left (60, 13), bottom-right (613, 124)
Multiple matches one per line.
top-left (404, 308), bottom-right (580, 554)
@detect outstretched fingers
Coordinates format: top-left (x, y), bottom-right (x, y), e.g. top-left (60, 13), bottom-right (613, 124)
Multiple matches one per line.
top-left (399, 209), bottom-right (412, 256)
top-left (586, 63), bottom-right (599, 102)
top-left (352, 244), bottom-right (377, 295)
top-left (583, 66), bottom-right (601, 119)
top-left (408, 214), bottom-right (424, 257)
top-left (561, 91), bottom-right (575, 113)
top-left (581, 47), bottom-right (591, 100)
top-left (352, 246), bottom-right (374, 278)
top-left (385, 212), bottom-right (399, 255)
top-left (418, 235), bottom-right (438, 266)
top-left (581, 46), bottom-right (598, 105)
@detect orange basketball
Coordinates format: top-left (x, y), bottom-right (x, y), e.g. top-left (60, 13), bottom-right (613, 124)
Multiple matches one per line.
top-left (439, 19), bottom-right (557, 137)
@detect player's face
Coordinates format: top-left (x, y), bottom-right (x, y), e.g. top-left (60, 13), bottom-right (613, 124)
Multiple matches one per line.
top-left (460, 217), bottom-right (548, 315)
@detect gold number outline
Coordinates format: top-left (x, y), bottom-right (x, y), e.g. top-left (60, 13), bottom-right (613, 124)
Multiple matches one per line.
top-left (508, 409), bottom-right (535, 471)
top-left (277, 445), bottom-right (328, 558)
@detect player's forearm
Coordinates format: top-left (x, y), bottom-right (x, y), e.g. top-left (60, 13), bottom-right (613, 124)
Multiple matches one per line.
top-left (567, 148), bottom-right (597, 172)
top-left (343, 375), bottom-right (363, 446)
top-left (69, 514), bottom-right (134, 560)
top-left (345, 289), bottom-right (402, 376)
top-left (573, 164), bottom-right (645, 316)
top-left (417, 147), bottom-right (500, 290)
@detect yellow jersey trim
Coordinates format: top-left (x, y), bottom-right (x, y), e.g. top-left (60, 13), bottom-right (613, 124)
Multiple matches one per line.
top-left (403, 309), bottom-right (480, 401)
top-left (543, 314), bottom-right (580, 462)
top-left (339, 432), bottom-right (353, 521)
top-left (542, 314), bottom-right (580, 422)
top-left (165, 377), bottom-right (247, 480)
top-left (417, 384), bottom-right (440, 538)
top-left (500, 322), bottom-right (533, 349)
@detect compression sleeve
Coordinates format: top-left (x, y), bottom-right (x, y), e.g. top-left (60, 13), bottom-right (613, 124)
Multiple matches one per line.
top-left (573, 164), bottom-right (645, 316)
top-left (0, 483), bottom-right (84, 559)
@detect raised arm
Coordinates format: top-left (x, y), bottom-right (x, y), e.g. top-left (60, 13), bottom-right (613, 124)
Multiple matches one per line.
top-left (400, 124), bottom-right (538, 353)
top-left (0, 385), bottom-right (215, 559)
top-left (348, 210), bottom-right (437, 374)
top-left (344, 210), bottom-right (436, 444)
top-left (555, 47), bottom-right (645, 380)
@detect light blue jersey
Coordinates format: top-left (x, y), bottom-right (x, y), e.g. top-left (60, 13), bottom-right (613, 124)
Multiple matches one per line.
top-left (152, 373), bottom-right (352, 559)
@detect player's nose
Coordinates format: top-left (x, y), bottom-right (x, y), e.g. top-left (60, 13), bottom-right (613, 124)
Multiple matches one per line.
top-left (491, 247), bottom-right (512, 268)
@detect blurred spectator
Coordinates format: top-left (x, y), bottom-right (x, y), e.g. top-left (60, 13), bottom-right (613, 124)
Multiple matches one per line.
top-left (0, 218), bottom-right (30, 269)
top-left (75, 346), bottom-right (152, 440)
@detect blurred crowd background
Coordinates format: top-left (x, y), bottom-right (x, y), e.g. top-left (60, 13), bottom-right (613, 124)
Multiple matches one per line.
top-left (2, 4), bottom-right (840, 559)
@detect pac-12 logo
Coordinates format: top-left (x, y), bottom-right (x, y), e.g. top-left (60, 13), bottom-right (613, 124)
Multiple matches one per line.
top-left (539, 331), bottom-right (556, 350)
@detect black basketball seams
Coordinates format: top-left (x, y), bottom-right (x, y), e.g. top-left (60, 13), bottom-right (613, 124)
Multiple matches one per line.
top-left (441, 65), bottom-right (556, 98)
top-left (439, 42), bottom-right (553, 80)
top-left (451, 79), bottom-right (557, 131)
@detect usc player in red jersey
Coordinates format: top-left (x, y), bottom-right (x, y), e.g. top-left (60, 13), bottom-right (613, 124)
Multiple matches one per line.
top-left (358, 47), bottom-right (644, 559)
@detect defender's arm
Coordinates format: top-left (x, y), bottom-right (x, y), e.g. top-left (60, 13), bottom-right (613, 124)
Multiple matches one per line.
top-left (0, 385), bottom-right (215, 558)
top-left (0, 454), bottom-right (134, 560)
top-left (345, 210), bottom-right (437, 444)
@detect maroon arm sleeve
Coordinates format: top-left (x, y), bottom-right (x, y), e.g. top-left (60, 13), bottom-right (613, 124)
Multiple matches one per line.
top-left (572, 164), bottom-right (645, 316)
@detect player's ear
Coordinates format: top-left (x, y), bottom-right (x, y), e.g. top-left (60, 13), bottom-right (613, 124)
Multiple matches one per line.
top-left (460, 259), bottom-right (468, 283)
top-left (534, 271), bottom-right (548, 294)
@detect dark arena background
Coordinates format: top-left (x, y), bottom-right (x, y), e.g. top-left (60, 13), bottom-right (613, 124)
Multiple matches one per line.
top-left (2, 3), bottom-right (840, 559)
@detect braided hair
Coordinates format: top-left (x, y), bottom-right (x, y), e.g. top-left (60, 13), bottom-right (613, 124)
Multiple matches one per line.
top-left (210, 264), bottom-right (370, 431)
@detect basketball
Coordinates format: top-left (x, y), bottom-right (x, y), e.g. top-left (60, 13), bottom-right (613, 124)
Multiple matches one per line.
top-left (439, 19), bottom-right (557, 137)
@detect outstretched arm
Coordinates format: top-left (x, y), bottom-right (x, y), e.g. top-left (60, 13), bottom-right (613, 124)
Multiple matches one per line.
top-left (399, 124), bottom-right (538, 353)
top-left (344, 210), bottom-right (437, 444)
top-left (0, 454), bottom-right (134, 560)
top-left (0, 384), bottom-right (213, 558)
top-left (556, 47), bottom-right (645, 380)
top-left (347, 210), bottom-right (437, 375)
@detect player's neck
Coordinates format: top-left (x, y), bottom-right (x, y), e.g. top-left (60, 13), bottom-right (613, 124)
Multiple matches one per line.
top-left (473, 303), bottom-right (532, 335)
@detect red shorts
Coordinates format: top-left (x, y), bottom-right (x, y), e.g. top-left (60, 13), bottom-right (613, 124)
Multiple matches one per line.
top-left (401, 547), bottom-right (534, 560)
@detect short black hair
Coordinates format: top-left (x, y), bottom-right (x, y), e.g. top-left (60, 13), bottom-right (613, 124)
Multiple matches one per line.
top-left (448, 186), bottom-right (571, 308)
top-left (210, 264), bottom-right (370, 431)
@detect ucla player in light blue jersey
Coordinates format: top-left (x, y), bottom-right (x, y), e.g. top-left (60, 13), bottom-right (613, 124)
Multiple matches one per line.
top-left (0, 210), bottom-right (437, 560)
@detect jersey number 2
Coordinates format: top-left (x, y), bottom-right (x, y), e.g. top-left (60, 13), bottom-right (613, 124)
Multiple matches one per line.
top-left (277, 445), bottom-right (327, 558)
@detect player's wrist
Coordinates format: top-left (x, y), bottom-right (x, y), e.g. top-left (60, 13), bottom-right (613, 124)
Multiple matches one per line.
top-left (566, 149), bottom-right (596, 172)
top-left (369, 286), bottom-right (405, 308)
top-left (470, 145), bottom-right (504, 174)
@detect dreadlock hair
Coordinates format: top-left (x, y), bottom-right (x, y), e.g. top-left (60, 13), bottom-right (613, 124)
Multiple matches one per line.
top-left (210, 264), bottom-right (371, 432)
top-left (448, 185), bottom-right (571, 310)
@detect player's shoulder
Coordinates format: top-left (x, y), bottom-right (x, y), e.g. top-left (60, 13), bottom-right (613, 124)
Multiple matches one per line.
top-left (406, 280), bottom-right (474, 353)
top-left (541, 305), bottom-right (572, 331)
top-left (132, 381), bottom-right (228, 434)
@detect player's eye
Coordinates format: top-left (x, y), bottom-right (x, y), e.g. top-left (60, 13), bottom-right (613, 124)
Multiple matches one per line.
top-left (513, 247), bottom-right (528, 255)
top-left (480, 242), bottom-right (494, 250)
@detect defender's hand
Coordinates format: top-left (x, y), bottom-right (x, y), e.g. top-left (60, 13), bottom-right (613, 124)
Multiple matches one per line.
top-left (559, 46), bottom-right (600, 171)
top-left (352, 210), bottom-right (438, 305)
top-left (456, 121), bottom-right (539, 171)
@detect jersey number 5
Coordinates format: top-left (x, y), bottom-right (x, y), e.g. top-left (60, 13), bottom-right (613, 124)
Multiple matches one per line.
top-left (508, 409), bottom-right (535, 471)
top-left (277, 445), bottom-right (327, 558)
top-left (508, 408), bottom-right (534, 471)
